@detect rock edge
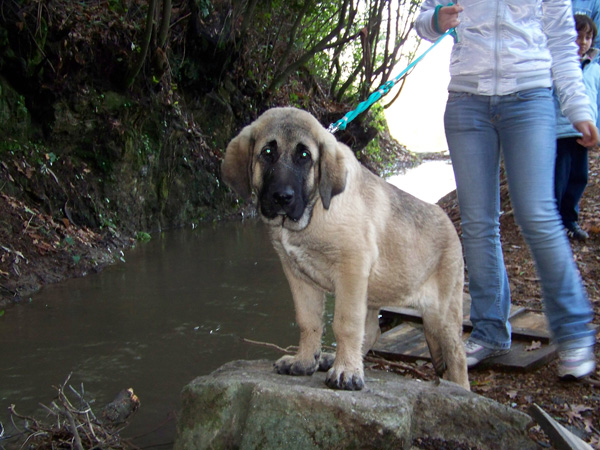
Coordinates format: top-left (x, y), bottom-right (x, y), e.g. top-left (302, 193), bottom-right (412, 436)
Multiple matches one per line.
top-left (174, 359), bottom-right (536, 450)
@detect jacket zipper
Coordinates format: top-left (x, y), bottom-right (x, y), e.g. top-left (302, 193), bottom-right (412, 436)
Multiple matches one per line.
top-left (493, 0), bottom-right (502, 95)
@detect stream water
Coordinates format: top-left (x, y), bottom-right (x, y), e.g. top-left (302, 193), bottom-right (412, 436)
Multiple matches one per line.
top-left (0, 161), bottom-right (455, 448)
top-left (0, 222), bottom-right (308, 448)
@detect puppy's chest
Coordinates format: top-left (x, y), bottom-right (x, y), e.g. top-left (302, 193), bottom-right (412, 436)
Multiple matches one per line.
top-left (278, 234), bottom-right (333, 291)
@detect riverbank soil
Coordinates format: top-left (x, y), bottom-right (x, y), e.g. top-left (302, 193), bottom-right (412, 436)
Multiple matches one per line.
top-left (1, 152), bottom-right (599, 447)
top-left (0, 192), bottom-right (134, 306)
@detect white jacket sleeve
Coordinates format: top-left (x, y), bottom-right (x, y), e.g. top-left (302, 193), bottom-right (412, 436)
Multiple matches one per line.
top-left (415, 0), bottom-right (446, 42)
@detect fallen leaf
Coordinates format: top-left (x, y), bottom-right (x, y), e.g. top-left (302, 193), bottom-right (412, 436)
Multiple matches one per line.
top-left (583, 417), bottom-right (594, 433)
top-left (571, 404), bottom-right (593, 414)
top-left (506, 390), bottom-right (518, 399)
top-left (525, 341), bottom-right (541, 351)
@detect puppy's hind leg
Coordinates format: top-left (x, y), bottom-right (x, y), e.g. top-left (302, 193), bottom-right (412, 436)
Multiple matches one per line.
top-left (422, 304), bottom-right (469, 391)
top-left (439, 323), bottom-right (469, 390)
top-left (423, 328), bottom-right (446, 377)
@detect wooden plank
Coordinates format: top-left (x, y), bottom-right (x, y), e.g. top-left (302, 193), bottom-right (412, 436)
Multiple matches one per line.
top-left (462, 304), bottom-right (528, 332)
top-left (380, 293), bottom-right (474, 324)
top-left (509, 310), bottom-right (551, 343)
top-left (380, 295), bottom-right (526, 331)
top-left (372, 324), bottom-right (557, 371)
top-left (375, 294), bottom-right (558, 371)
top-left (371, 323), bottom-right (431, 361)
top-left (379, 297), bottom-right (550, 342)
top-left (465, 336), bottom-right (557, 371)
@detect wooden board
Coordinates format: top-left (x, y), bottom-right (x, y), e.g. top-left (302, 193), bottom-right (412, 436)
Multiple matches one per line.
top-left (373, 295), bottom-right (556, 371)
top-left (509, 309), bottom-right (551, 343)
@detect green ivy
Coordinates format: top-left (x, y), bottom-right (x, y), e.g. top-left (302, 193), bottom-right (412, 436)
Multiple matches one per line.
top-left (197, 0), bottom-right (213, 18)
top-left (136, 231), bottom-right (152, 242)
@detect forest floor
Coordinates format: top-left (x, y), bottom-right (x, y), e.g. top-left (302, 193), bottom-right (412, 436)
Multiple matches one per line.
top-left (1, 151), bottom-right (599, 448)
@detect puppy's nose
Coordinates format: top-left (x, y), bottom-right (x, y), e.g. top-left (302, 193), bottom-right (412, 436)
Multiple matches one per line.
top-left (273, 187), bottom-right (294, 205)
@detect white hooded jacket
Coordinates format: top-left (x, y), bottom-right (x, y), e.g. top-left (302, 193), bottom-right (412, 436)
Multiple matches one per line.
top-left (415, 0), bottom-right (593, 126)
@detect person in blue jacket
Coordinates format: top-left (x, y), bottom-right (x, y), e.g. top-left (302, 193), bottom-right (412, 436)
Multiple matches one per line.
top-left (554, 14), bottom-right (600, 241)
top-left (416, 0), bottom-right (597, 380)
top-left (573, 0), bottom-right (600, 46)
top-left (573, 1), bottom-right (600, 130)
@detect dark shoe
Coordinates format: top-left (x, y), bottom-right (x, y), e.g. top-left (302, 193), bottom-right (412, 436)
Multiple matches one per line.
top-left (566, 224), bottom-right (589, 241)
top-left (464, 339), bottom-right (510, 368)
top-left (558, 346), bottom-right (596, 379)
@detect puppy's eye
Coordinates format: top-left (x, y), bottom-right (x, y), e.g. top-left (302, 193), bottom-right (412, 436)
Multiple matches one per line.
top-left (295, 145), bottom-right (311, 163)
top-left (260, 146), bottom-right (277, 162)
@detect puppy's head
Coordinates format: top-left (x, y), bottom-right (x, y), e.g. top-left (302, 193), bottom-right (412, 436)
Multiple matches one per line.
top-left (221, 107), bottom-right (347, 230)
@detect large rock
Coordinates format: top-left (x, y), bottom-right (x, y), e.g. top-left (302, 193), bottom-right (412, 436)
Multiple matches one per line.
top-left (174, 360), bottom-right (536, 450)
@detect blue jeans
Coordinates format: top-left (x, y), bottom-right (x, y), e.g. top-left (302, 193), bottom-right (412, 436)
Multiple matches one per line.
top-left (444, 88), bottom-right (594, 351)
top-left (554, 137), bottom-right (589, 229)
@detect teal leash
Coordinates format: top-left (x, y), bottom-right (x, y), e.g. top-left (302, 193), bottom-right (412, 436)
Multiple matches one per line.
top-left (328, 10), bottom-right (457, 134)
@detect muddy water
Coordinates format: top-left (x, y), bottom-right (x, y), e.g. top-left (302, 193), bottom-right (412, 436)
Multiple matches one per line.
top-left (0, 221), bottom-right (324, 448)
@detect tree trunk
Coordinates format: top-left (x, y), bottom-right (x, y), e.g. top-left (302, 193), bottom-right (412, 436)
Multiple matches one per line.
top-left (124, 0), bottom-right (158, 89)
top-left (157, 0), bottom-right (172, 48)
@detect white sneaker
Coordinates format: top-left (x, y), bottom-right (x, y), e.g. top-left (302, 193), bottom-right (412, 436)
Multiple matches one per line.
top-left (558, 346), bottom-right (596, 379)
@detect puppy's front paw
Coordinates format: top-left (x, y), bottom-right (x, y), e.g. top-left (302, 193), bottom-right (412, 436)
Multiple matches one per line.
top-left (325, 366), bottom-right (364, 390)
top-left (274, 354), bottom-right (319, 376)
top-left (318, 352), bottom-right (335, 371)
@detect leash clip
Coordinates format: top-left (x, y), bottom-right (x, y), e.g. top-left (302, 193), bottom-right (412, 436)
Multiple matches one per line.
top-left (328, 115), bottom-right (350, 134)
top-left (327, 122), bottom-right (341, 134)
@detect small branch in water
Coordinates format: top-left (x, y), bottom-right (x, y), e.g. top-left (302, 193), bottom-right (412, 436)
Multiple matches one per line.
top-left (64, 408), bottom-right (84, 450)
top-left (8, 404), bottom-right (40, 430)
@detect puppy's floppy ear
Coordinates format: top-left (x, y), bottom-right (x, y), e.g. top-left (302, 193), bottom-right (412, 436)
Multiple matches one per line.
top-left (221, 125), bottom-right (255, 201)
top-left (319, 133), bottom-right (347, 210)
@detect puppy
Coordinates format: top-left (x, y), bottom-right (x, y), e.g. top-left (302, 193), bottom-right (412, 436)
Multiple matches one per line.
top-left (222, 107), bottom-right (469, 390)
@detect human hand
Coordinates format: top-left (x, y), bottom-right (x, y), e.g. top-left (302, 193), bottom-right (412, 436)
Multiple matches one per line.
top-left (574, 121), bottom-right (600, 148)
top-left (434, 4), bottom-right (464, 33)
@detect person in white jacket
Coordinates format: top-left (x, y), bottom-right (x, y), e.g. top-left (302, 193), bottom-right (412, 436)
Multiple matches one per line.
top-left (416, 0), bottom-right (597, 379)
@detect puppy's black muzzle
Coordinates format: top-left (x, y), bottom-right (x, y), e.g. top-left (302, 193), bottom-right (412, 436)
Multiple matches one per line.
top-left (273, 186), bottom-right (295, 207)
top-left (260, 169), bottom-right (307, 222)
